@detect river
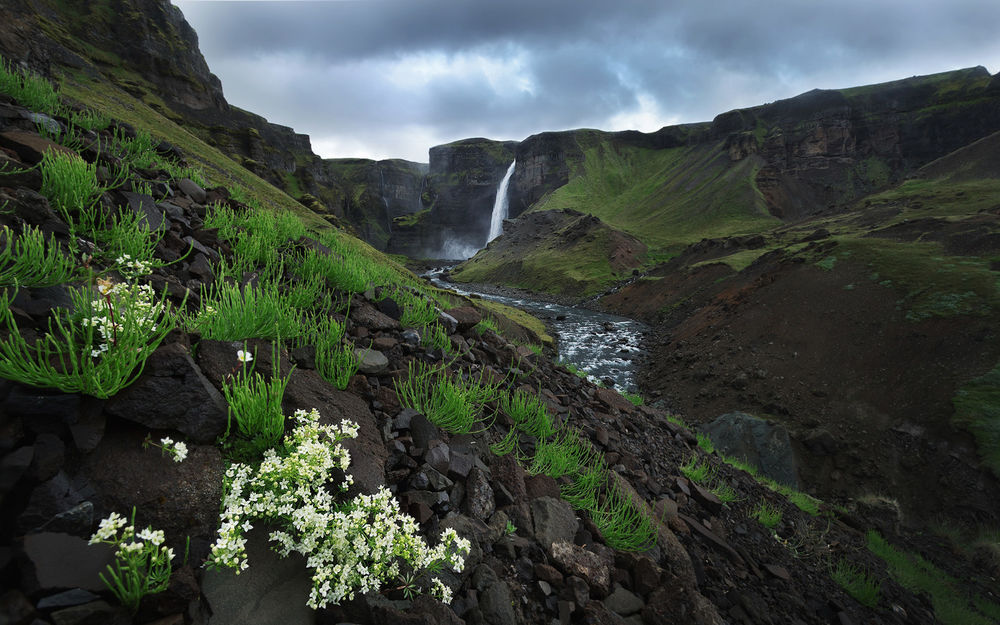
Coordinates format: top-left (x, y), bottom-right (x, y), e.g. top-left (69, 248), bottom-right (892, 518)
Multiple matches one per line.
top-left (424, 268), bottom-right (648, 393)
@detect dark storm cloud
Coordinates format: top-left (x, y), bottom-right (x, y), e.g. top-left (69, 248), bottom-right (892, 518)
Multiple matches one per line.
top-left (173, 0), bottom-right (1000, 161)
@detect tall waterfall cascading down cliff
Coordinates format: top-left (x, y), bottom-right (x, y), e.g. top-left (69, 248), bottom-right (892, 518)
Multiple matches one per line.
top-left (487, 160), bottom-right (516, 242)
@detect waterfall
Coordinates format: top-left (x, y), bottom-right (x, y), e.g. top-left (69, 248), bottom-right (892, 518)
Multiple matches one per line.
top-left (379, 165), bottom-right (391, 233)
top-left (487, 160), bottom-right (516, 243)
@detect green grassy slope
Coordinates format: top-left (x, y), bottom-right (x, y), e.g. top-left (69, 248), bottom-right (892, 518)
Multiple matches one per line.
top-left (531, 138), bottom-right (779, 256)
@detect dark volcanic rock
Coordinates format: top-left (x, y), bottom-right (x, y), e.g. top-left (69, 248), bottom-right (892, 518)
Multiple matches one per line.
top-left (104, 342), bottom-right (228, 444)
top-left (700, 412), bottom-right (800, 489)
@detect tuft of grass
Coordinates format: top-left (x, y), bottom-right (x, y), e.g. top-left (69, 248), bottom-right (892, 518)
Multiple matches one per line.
top-left (39, 149), bottom-right (102, 234)
top-left (528, 427), bottom-right (600, 479)
top-left (952, 360), bottom-right (1000, 479)
top-left (0, 57), bottom-right (62, 114)
top-left (696, 431), bottom-right (715, 454)
top-left (752, 501), bottom-right (783, 529)
top-left (621, 391), bottom-right (644, 406)
top-left (679, 455), bottom-right (714, 484)
top-left (711, 482), bottom-right (739, 504)
top-left (830, 559), bottom-right (881, 608)
top-left (0, 224), bottom-right (79, 287)
top-left (473, 317), bottom-right (500, 335)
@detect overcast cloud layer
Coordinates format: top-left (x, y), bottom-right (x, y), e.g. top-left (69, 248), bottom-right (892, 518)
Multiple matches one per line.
top-left (172, 0), bottom-right (1000, 163)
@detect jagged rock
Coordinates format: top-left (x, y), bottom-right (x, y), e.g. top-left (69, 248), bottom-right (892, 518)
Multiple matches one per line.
top-left (438, 311), bottom-right (458, 334)
top-left (176, 178), bottom-right (206, 203)
top-left (119, 191), bottom-right (166, 232)
top-left (104, 342), bottom-right (228, 444)
top-left (550, 541), bottom-right (611, 597)
top-left (594, 387), bottom-right (633, 413)
top-left (0, 445), bottom-right (33, 493)
top-left (0, 589), bottom-right (35, 624)
top-left (354, 348), bottom-right (389, 375)
top-left (463, 466), bottom-right (495, 521)
top-left (700, 412), bottom-right (800, 489)
top-left (49, 600), bottom-right (131, 625)
top-left (17, 472), bottom-right (91, 534)
top-left (445, 306), bottom-right (482, 332)
top-left (37, 588), bottom-right (101, 611)
top-left (530, 496), bottom-right (577, 550)
top-left (351, 303), bottom-right (400, 331)
top-left (20, 532), bottom-right (114, 594)
top-left (201, 528), bottom-right (315, 625)
top-left (409, 413), bottom-right (441, 450)
top-left (479, 580), bottom-right (517, 625)
top-left (81, 426), bottom-right (222, 561)
top-left (425, 444), bottom-right (450, 475)
top-left (0, 130), bottom-right (76, 164)
top-left (28, 432), bottom-right (64, 482)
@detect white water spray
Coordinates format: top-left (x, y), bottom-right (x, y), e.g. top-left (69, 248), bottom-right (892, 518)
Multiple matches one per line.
top-left (487, 160), bottom-right (516, 242)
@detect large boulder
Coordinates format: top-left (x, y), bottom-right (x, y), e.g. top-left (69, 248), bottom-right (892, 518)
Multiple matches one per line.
top-left (699, 411), bottom-right (800, 489)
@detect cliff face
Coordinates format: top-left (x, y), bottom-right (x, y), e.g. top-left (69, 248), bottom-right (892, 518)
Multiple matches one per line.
top-left (324, 158), bottom-right (428, 250)
top-left (712, 66), bottom-right (1000, 219)
top-left (387, 138), bottom-right (516, 258)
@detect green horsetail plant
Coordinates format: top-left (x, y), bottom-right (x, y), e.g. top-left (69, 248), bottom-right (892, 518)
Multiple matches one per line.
top-left (394, 360), bottom-right (500, 434)
top-left (0, 224), bottom-right (79, 287)
top-left (187, 279), bottom-right (306, 341)
top-left (472, 317), bottom-right (500, 335)
top-left (590, 479), bottom-right (657, 552)
top-left (312, 316), bottom-right (359, 390)
top-left (489, 427), bottom-right (520, 457)
top-left (560, 454), bottom-right (608, 511)
top-left (39, 149), bottom-right (101, 234)
top-left (221, 343), bottom-right (293, 455)
top-left (421, 322), bottom-right (453, 354)
top-left (0, 57), bottom-right (61, 115)
top-left (501, 389), bottom-right (557, 439)
top-left (69, 108), bottom-right (112, 132)
top-left (0, 280), bottom-right (178, 398)
top-left (398, 290), bottom-right (439, 328)
top-left (527, 427), bottom-right (600, 479)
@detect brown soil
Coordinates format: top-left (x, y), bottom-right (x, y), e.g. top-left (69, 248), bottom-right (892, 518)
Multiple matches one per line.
top-left (602, 246), bottom-right (1000, 531)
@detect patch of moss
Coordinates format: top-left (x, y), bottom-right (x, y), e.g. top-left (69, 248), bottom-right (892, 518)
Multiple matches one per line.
top-left (952, 362), bottom-right (1000, 479)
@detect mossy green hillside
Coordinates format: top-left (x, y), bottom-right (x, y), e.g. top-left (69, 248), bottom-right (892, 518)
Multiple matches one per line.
top-left (452, 218), bottom-right (629, 297)
top-left (531, 140), bottom-right (779, 255)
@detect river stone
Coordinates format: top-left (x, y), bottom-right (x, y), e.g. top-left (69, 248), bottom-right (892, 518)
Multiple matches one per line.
top-left (604, 584), bottom-right (644, 616)
top-left (699, 412), bottom-right (800, 489)
top-left (176, 178), bottom-right (207, 203)
top-left (354, 348), bottom-right (389, 374)
top-left (201, 528), bottom-right (314, 625)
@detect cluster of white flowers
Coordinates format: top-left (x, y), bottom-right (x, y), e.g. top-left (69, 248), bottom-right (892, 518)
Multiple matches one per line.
top-left (208, 407), bottom-right (470, 608)
top-left (159, 437), bottom-right (188, 462)
top-left (115, 254), bottom-right (152, 277)
top-left (82, 279), bottom-right (164, 358)
top-left (89, 511), bottom-right (175, 564)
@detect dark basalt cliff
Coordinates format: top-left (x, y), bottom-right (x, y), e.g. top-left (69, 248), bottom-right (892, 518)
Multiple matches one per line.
top-left (387, 138), bottom-right (516, 258)
top-left (710, 66), bottom-right (1000, 220)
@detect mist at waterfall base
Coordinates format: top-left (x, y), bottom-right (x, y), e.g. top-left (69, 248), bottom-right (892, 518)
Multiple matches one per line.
top-left (436, 160), bottom-right (517, 260)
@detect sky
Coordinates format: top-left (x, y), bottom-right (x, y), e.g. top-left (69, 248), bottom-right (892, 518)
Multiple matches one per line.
top-left (172, 0), bottom-right (1000, 163)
